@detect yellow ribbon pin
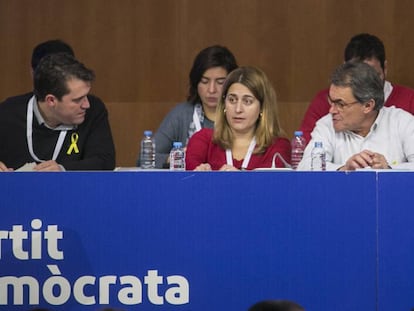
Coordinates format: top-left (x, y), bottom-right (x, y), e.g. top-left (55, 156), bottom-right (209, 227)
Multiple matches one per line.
top-left (67, 133), bottom-right (79, 155)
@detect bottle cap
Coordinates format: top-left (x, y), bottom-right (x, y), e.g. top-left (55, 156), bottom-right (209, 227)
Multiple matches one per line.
top-left (294, 130), bottom-right (303, 136)
top-left (173, 142), bottom-right (183, 148)
top-left (144, 130), bottom-right (153, 136)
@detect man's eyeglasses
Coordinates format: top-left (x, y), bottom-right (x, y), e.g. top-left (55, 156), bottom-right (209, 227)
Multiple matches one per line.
top-left (327, 96), bottom-right (360, 111)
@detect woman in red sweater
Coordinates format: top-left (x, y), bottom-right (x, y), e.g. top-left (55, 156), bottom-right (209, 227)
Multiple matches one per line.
top-left (186, 66), bottom-right (291, 171)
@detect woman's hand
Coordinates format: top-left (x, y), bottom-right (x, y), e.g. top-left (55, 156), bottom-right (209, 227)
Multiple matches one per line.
top-left (219, 164), bottom-right (239, 171)
top-left (194, 163), bottom-right (212, 171)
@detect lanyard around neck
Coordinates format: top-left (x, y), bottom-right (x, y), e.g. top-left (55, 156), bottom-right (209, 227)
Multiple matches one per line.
top-left (192, 107), bottom-right (202, 132)
top-left (27, 96), bottom-right (67, 162)
top-left (226, 137), bottom-right (256, 170)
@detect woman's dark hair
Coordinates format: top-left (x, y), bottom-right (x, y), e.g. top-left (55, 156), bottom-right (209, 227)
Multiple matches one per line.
top-left (187, 45), bottom-right (237, 104)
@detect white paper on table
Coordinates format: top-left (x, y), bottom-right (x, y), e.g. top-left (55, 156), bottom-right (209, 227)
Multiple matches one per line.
top-left (15, 162), bottom-right (36, 172)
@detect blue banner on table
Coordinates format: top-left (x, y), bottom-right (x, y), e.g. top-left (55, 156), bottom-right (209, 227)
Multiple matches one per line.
top-left (377, 172), bottom-right (414, 311)
top-left (0, 172), bottom-right (377, 311)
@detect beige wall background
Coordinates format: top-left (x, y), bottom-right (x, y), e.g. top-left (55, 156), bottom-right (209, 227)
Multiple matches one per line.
top-left (1, 0), bottom-right (414, 166)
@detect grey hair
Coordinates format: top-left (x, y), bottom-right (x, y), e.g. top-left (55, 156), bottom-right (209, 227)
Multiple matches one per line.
top-left (331, 61), bottom-right (384, 111)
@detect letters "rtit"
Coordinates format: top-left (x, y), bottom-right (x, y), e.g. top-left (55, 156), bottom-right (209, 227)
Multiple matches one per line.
top-left (0, 219), bottom-right (63, 260)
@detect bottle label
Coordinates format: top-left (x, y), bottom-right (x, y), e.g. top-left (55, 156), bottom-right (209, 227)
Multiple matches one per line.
top-left (170, 150), bottom-right (185, 171)
top-left (291, 149), bottom-right (304, 169)
top-left (141, 140), bottom-right (155, 169)
top-left (311, 154), bottom-right (326, 171)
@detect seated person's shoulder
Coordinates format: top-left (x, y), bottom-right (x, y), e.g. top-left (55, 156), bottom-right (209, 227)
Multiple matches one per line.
top-left (305, 88), bottom-right (330, 114)
top-left (87, 94), bottom-right (105, 107)
top-left (193, 127), bottom-right (213, 138)
top-left (1, 92), bottom-right (33, 105)
top-left (386, 105), bottom-right (414, 118)
top-left (274, 136), bottom-right (291, 145)
top-left (0, 93), bottom-right (34, 116)
top-left (393, 83), bottom-right (414, 92)
top-left (169, 101), bottom-right (196, 114)
top-left (387, 84), bottom-right (414, 113)
top-left (86, 94), bottom-right (111, 116)
top-left (391, 84), bottom-right (414, 100)
top-left (187, 128), bottom-right (213, 146)
top-left (311, 88), bottom-right (329, 101)
top-left (160, 101), bottom-right (196, 124)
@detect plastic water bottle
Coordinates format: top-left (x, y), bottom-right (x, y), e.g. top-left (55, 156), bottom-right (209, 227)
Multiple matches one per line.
top-left (170, 142), bottom-right (185, 171)
top-left (291, 130), bottom-right (306, 170)
top-left (311, 141), bottom-right (326, 171)
top-left (140, 130), bottom-right (155, 169)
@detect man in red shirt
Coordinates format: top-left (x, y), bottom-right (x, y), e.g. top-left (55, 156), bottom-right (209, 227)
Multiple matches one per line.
top-left (300, 33), bottom-right (414, 143)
